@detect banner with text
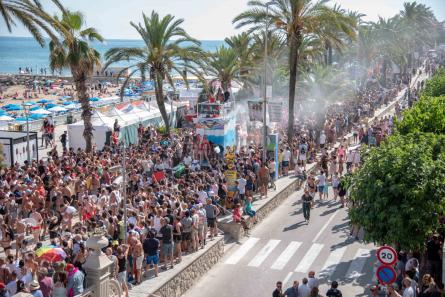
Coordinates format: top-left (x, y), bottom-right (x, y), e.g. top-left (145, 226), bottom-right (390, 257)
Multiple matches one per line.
top-left (268, 102), bottom-right (283, 123)
top-left (248, 101), bottom-right (263, 122)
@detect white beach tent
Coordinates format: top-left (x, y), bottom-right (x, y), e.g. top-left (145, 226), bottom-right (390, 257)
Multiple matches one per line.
top-left (67, 111), bottom-right (114, 150)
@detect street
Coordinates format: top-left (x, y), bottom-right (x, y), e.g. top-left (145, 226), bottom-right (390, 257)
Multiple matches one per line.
top-left (184, 185), bottom-right (377, 297)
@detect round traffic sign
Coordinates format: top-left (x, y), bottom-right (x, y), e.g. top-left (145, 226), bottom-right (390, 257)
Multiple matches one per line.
top-left (377, 246), bottom-right (397, 265)
top-left (376, 265), bottom-right (397, 284)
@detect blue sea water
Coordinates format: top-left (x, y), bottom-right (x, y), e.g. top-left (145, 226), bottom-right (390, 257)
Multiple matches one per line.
top-left (0, 36), bottom-right (224, 75)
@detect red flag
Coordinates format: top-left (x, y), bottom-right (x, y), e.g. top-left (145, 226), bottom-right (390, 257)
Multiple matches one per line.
top-left (152, 171), bottom-right (166, 182)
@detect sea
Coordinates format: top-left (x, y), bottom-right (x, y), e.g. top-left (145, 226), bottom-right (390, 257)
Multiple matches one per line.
top-left (0, 36), bottom-right (225, 75)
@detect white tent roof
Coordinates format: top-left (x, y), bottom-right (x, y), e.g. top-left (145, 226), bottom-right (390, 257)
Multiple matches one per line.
top-left (69, 111), bottom-right (114, 127)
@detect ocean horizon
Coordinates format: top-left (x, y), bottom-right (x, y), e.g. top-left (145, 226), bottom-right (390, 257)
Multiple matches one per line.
top-left (0, 36), bottom-right (225, 75)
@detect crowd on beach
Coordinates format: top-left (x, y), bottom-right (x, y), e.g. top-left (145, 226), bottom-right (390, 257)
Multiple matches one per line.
top-left (0, 53), bottom-right (440, 297)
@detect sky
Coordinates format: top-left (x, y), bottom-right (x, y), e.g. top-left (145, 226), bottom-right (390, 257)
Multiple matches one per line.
top-left (1, 0), bottom-right (444, 40)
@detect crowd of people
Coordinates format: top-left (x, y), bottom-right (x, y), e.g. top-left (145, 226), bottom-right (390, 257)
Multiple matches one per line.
top-left (0, 53), bottom-right (440, 297)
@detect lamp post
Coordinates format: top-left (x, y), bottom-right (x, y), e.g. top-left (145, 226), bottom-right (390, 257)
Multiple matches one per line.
top-left (22, 103), bottom-right (31, 164)
top-left (263, 1), bottom-right (275, 163)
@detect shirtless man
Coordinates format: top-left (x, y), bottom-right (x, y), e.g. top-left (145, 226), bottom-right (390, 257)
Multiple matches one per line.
top-left (258, 163), bottom-right (269, 198)
top-left (29, 209), bottom-right (43, 243)
top-left (131, 237), bottom-right (144, 285)
top-left (15, 220), bottom-right (26, 257)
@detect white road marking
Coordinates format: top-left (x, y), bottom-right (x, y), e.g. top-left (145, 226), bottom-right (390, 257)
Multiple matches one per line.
top-left (312, 211), bottom-right (339, 243)
top-left (225, 237), bottom-right (260, 265)
top-left (271, 241), bottom-right (302, 270)
top-left (295, 243), bottom-right (324, 273)
top-left (346, 248), bottom-right (371, 280)
top-left (283, 271), bottom-right (293, 286)
top-left (248, 239), bottom-right (281, 267)
top-left (319, 246), bottom-right (347, 280)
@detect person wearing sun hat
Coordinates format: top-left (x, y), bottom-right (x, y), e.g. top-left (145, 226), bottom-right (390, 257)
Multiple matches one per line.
top-left (29, 280), bottom-right (43, 297)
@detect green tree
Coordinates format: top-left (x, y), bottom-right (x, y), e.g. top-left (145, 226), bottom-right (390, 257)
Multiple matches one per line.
top-left (202, 46), bottom-right (241, 92)
top-left (233, 0), bottom-right (357, 143)
top-left (104, 11), bottom-right (204, 133)
top-left (422, 68), bottom-right (445, 97)
top-left (396, 95), bottom-right (445, 135)
top-left (49, 11), bottom-right (103, 153)
top-left (349, 134), bottom-right (445, 251)
top-left (0, 0), bottom-right (64, 46)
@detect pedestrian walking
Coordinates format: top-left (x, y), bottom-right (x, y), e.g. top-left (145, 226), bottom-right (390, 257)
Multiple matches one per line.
top-left (302, 189), bottom-right (312, 224)
top-left (273, 281), bottom-right (284, 297)
top-left (283, 281), bottom-right (299, 297)
top-left (60, 131), bottom-right (67, 150)
top-left (326, 281), bottom-right (342, 297)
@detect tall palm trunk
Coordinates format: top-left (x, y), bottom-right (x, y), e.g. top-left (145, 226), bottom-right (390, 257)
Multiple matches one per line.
top-left (287, 31), bottom-right (301, 143)
top-left (154, 70), bottom-right (170, 133)
top-left (74, 72), bottom-right (93, 153)
top-left (328, 42), bottom-right (333, 65)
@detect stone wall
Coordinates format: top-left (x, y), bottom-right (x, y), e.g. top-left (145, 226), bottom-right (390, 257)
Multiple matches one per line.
top-left (255, 181), bottom-right (298, 222)
top-left (152, 237), bottom-right (224, 297)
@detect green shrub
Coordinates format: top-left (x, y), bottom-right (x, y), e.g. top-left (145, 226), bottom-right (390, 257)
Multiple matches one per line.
top-left (423, 67), bottom-right (445, 97)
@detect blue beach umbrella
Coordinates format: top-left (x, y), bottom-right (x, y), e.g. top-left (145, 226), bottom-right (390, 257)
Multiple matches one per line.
top-left (37, 99), bottom-right (53, 104)
top-left (6, 105), bottom-right (23, 111)
top-left (45, 103), bottom-right (58, 109)
top-left (30, 106), bottom-right (41, 111)
top-left (89, 97), bottom-right (100, 102)
top-left (29, 113), bottom-right (46, 119)
top-left (62, 101), bottom-right (75, 105)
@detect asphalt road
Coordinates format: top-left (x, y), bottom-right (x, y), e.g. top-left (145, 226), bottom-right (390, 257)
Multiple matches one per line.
top-left (184, 185), bottom-right (377, 297)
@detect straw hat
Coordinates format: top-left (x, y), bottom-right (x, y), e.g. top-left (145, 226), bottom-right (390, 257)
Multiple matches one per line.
top-left (29, 280), bottom-right (40, 291)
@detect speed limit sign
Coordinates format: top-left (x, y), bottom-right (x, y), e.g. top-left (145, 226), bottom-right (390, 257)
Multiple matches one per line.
top-left (377, 246), bottom-right (397, 266)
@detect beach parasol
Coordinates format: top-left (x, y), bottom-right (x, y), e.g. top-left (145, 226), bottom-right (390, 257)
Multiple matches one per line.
top-left (48, 106), bottom-right (67, 113)
top-left (0, 115), bottom-right (14, 121)
top-left (37, 99), bottom-right (53, 104)
top-left (30, 108), bottom-right (51, 115)
top-left (30, 106), bottom-right (41, 111)
top-left (29, 113), bottom-right (46, 120)
top-left (4, 104), bottom-right (23, 111)
top-left (45, 103), bottom-right (58, 109)
top-left (62, 101), bottom-right (75, 105)
top-left (89, 97), bottom-right (100, 102)
top-left (35, 246), bottom-right (67, 262)
top-left (14, 117), bottom-right (27, 122)
top-left (64, 104), bottom-right (78, 110)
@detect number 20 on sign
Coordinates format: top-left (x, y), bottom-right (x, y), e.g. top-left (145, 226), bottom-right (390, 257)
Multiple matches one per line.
top-left (377, 246), bottom-right (397, 266)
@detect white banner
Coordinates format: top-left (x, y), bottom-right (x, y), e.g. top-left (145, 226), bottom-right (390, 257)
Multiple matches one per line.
top-left (248, 101), bottom-right (263, 122)
top-left (268, 102), bottom-right (282, 123)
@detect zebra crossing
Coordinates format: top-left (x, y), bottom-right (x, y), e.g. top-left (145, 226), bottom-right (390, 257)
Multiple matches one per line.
top-left (224, 237), bottom-right (375, 282)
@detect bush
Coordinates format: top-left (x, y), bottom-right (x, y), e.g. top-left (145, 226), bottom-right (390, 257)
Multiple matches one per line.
top-left (349, 133), bottom-right (445, 250)
top-left (423, 68), bottom-right (445, 97)
top-left (396, 95), bottom-right (445, 135)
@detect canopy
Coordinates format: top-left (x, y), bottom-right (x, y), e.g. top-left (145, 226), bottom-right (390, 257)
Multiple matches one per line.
top-left (0, 115), bottom-right (14, 121)
top-left (89, 97), bottom-right (100, 102)
top-left (62, 101), bottom-right (75, 105)
top-left (4, 104), bottom-right (22, 111)
top-left (64, 104), bottom-right (79, 110)
top-left (29, 113), bottom-right (46, 119)
top-left (30, 108), bottom-right (51, 115)
top-left (68, 111), bottom-right (114, 151)
top-left (48, 106), bottom-right (68, 112)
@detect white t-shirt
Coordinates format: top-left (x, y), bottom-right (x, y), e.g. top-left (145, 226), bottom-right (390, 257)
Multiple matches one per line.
top-left (183, 156), bottom-right (192, 166)
top-left (283, 150), bottom-right (291, 162)
top-left (403, 286), bottom-right (415, 297)
top-left (197, 190), bottom-right (208, 204)
top-left (319, 133), bottom-right (326, 144)
top-left (317, 174), bottom-right (326, 186)
top-left (237, 178), bottom-right (247, 194)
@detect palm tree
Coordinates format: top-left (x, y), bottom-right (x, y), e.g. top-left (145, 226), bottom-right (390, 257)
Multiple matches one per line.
top-left (202, 46), bottom-right (241, 92)
top-left (233, 0), bottom-right (357, 143)
top-left (0, 0), bottom-right (65, 46)
top-left (49, 11), bottom-right (103, 153)
top-left (104, 11), bottom-right (204, 133)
